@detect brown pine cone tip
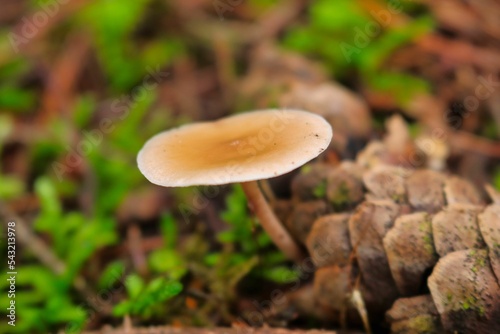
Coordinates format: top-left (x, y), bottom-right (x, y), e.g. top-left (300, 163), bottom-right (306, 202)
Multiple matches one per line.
top-left (276, 141), bottom-right (500, 334)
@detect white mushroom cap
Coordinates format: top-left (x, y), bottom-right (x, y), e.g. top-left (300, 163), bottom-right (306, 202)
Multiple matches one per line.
top-left (137, 109), bottom-right (333, 187)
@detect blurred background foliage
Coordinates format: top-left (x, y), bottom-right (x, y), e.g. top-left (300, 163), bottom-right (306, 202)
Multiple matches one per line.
top-left (284, 0), bottom-right (434, 105)
top-left (0, 0), bottom-right (499, 333)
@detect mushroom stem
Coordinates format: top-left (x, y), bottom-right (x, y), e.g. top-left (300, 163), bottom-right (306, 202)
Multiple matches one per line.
top-left (241, 180), bottom-right (306, 263)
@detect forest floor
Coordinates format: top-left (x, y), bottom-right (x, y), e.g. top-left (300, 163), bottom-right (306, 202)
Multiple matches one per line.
top-left (0, 0), bottom-right (500, 333)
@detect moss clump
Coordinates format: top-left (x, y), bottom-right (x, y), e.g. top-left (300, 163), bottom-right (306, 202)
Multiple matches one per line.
top-left (459, 295), bottom-right (486, 318)
top-left (470, 251), bottom-right (487, 274)
top-left (422, 234), bottom-right (434, 254)
top-left (328, 181), bottom-right (350, 209)
top-left (461, 298), bottom-right (472, 310)
top-left (392, 314), bottom-right (439, 333)
top-left (459, 252), bottom-right (488, 317)
top-left (301, 164), bottom-right (312, 174)
top-left (313, 180), bottom-right (327, 198)
top-left (418, 217), bottom-right (436, 255)
top-left (391, 193), bottom-right (405, 203)
top-left (408, 315), bottom-right (437, 332)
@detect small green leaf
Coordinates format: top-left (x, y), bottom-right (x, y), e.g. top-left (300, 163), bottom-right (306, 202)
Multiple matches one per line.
top-left (261, 266), bottom-right (301, 284)
top-left (148, 249), bottom-right (187, 280)
top-left (313, 180), bottom-right (327, 198)
top-left (113, 300), bottom-right (132, 317)
top-left (0, 85), bottom-right (36, 111)
top-left (203, 253), bottom-right (220, 266)
top-left (160, 213), bottom-right (178, 249)
top-left (34, 177), bottom-right (62, 230)
top-left (99, 261), bottom-right (126, 290)
top-left (129, 278), bottom-right (182, 315)
top-left (0, 175), bottom-right (24, 199)
top-left (494, 168), bottom-right (500, 191)
top-left (125, 274), bottom-right (144, 299)
top-left (145, 278), bottom-right (183, 300)
top-left (227, 256), bottom-right (259, 287)
top-left (73, 95), bottom-right (96, 128)
top-left (366, 72), bottom-right (430, 105)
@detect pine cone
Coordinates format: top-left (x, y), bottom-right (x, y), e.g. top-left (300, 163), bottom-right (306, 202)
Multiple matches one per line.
top-left (278, 142), bottom-right (500, 334)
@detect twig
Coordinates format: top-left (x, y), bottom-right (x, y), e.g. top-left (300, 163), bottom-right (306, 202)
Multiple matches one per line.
top-left (449, 130), bottom-right (500, 158)
top-left (173, 57), bottom-right (202, 120)
top-left (246, 0), bottom-right (307, 44)
top-left (415, 34), bottom-right (500, 71)
top-left (213, 33), bottom-right (236, 108)
top-left (37, 33), bottom-right (90, 125)
top-left (127, 224), bottom-right (149, 277)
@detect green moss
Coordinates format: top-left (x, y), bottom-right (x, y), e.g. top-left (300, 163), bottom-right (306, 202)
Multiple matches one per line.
top-left (301, 165), bottom-right (312, 174)
top-left (313, 180), bottom-right (327, 198)
top-left (458, 295), bottom-right (486, 318)
top-left (422, 234), bottom-right (434, 254)
top-left (391, 193), bottom-right (404, 202)
top-left (471, 251), bottom-right (488, 274)
top-left (419, 219), bottom-right (435, 255)
top-left (461, 296), bottom-right (477, 311)
top-left (329, 181), bottom-right (351, 208)
top-left (406, 315), bottom-right (436, 332)
top-left (418, 215), bottom-right (429, 232)
top-left (477, 256), bottom-right (486, 268)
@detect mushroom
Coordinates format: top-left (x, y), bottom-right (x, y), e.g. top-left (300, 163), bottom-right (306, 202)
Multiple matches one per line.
top-left (137, 109), bottom-right (332, 262)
